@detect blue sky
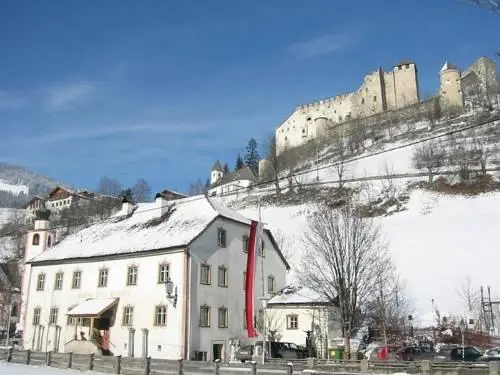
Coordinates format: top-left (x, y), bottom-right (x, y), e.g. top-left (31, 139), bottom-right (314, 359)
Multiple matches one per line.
top-left (0, 0), bottom-right (498, 194)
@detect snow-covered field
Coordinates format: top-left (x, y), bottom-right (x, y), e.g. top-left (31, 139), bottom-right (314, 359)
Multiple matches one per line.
top-left (0, 179), bottom-right (28, 196)
top-left (0, 208), bottom-right (25, 228)
top-left (237, 189), bottom-right (500, 327)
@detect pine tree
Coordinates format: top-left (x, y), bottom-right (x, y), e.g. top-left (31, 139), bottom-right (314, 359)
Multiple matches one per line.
top-left (223, 163), bottom-right (230, 174)
top-left (244, 138), bottom-right (260, 174)
top-left (235, 154), bottom-right (244, 170)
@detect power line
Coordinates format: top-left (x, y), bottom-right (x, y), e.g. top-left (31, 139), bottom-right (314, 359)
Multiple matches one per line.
top-left (0, 114), bottom-right (499, 240)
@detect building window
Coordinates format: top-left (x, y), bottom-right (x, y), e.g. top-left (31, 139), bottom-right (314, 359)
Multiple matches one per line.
top-left (218, 307), bottom-right (228, 328)
top-left (218, 266), bottom-right (228, 287)
top-left (217, 228), bottom-right (226, 247)
top-left (155, 305), bottom-right (167, 326)
top-left (373, 96), bottom-right (377, 102)
top-left (49, 308), bottom-right (58, 325)
top-left (54, 272), bottom-right (63, 290)
top-left (200, 305), bottom-right (211, 327)
top-left (267, 275), bottom-right (276, 294)
top-left (200, 265), bottom-right (211, 285)
top-left (259, 239), bottom-right (265, 257)
top-left (287, 315), bottom-right (299, 330)
top-left (361, 98), bottom-right (365, 104)
top-left (243, 310), bottom-right (247, 329)
top-left (243, 272), bottom-right (246, 290)
top-left (242, 235), bottom-right (249, 252)
top-left (98, 268), bottom-right (109, 288)
top-left (127, 266), bottom-right (138, 286)
top-left (36, 273), bottom-right (45, 291)
top-left (72, 271), bottom-right (81, 289)
top-left (33, 308), bottom-right (41, 325)
top-left (32, 233), bottom-right (40, 246)
top-left (47, 236), bottom-right (52, 247)
top-left (123, 306), bottom-right (134, 326)
top-left (158, 263), bottom-right (170, 283)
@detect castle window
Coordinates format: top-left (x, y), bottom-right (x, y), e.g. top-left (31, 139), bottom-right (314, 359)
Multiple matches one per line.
top-left (306, 117), bottom-right (311, 121)
top-left (361, 98), bottom-right (365, 104)
top-left (47, 235), bottom-right (52, 247)
top-left (285, 136), bottom-right (288, 141)
top-left (373, 96), bottom-right (377, 102)
top-left (32, 233), bottom-right (40, 246)
top-left (405, 64), bottom-right (410, 69)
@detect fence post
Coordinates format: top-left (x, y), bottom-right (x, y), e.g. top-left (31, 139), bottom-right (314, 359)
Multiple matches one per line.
top-left (178, 358), bottom-right (184, 375)
top-left (286, 362), bottom-right (294, 375)
top-left (360, 359), bottom-right (369, 372)
top-left (89, 353), bottom-right (95, 370)
top-left (421, 360), bottom-right (431, 375)
top-left (214, 359), bottom-right (221, 375)
top-left (7, 347), bottom-right (13, 362)
top-left (490, 361), bottom-right (500, 375)
top-left (144, 356), bottom-right (151, 375)
top-left (251, 360), bottom-right (257, 375)
top-left (115, 355), bottom-right (122, 374)
top-left (46, 351), bottom-right (52, 366)
top-left (68, 352), bottom-right (73, 369)
top-left (26, 349), bottom-right (31, 365)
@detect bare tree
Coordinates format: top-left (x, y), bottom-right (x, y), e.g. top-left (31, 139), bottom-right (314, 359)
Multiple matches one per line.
top-left (299, 202), bottom-right (392, 359)
top-left (456, 277), bottom-right (481, 328)
top-left (412, 141), bottom-right (445, 183)
top-left (332, 128), bottom-right (349, 189)
top-left (447, 134), bottom-right (478, 182)
top-left (264, 134), bottom-right (282, 201)
top-left (188, 179), bottom-right (205, 196)
top-left (380, 161), bottom-right (397, 202)
top-left (132, 178), bottom-right (152, 202)
top-left (97, 176), bottom-right (122, 197)
top-left (255, 308), bottom-right (284, 342)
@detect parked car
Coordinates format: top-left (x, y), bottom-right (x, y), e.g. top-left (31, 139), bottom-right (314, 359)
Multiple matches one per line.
top-left (396, 346), bottom-right (435, 361)
top-left (435, 345), bottom-right (483, 362)
top-left (479, 347), bottom-right (500, 362)
top-left (255, 341), bottom-right (308, 359)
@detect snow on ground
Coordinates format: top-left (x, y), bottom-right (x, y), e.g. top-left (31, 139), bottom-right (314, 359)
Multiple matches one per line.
top-left (0, 363), bottom-right (104, 375)
top-left (0, 179), bottom-right (29, 196)
top-left (237, 189), bottom-right (500, 327)
top-left (0, 208), bottom-right (25, 229)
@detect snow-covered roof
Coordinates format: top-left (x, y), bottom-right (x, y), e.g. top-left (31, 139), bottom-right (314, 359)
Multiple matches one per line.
top-left (268, 285), bottom-right (330, 306)
top-left (211, 166), bottom-right (256, 188)
top-left (67, 298), bottom-right (119, 317)
top-left (27, 195), bottom-right (256, 264)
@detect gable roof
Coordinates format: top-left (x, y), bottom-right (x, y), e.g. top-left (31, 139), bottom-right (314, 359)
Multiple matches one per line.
top-left (27, 195), bottom-right (289, 269)
top-left (210, 166), bottom-right (256, 188)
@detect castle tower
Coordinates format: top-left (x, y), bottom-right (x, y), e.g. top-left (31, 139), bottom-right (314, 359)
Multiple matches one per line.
top-left (393, 61), bottom-right (420, 109)
top-left (439, 62), bottom-right (463, 110)
top-left (19, 209), bottom-right (55, 333)
top-left (210, 160), bottom-right (224, 185)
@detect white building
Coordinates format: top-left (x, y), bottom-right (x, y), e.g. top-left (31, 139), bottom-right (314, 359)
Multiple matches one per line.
top-left (208, 161), bottom-right (256, 197)
top-left (266, 285), bottom-right (341, 358)
top-left (19, 194), bottom-right (289, 361)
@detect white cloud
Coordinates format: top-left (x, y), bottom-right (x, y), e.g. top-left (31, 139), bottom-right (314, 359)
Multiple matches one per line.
top-left (288, 33), bottom-right (358, 60)
top-left (44, 81), bottom-right (95, 112)
top-left (0, 90), bottom-right (27, 110)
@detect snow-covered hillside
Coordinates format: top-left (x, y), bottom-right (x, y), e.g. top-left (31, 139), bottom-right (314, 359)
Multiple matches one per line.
top-left (237, 189), bottom-right (500, 328)
top-left (0, 179), bottom-right (28, 196)
top-left (0, 208), bottom-right (24, 229)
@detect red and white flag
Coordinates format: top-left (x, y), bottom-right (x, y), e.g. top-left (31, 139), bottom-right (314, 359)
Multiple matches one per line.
top-left (245, 219), bottom-right (263, 338)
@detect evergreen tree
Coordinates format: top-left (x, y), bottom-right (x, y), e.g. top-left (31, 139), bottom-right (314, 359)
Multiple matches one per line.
top-left (120, 188), bottom-right (134, 202)
top-left (244, 138), bottom-right (260, 174)
top-left (223, 163), bottom-right (230, 174)
top-left (235, 154), bottom-right (244, 170)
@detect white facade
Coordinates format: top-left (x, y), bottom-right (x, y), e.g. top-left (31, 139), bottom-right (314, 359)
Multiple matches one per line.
top-left (208, 179), bottom-right (253, 197)
top-left (20, 196), bottom-right (289, 361)
top-left (208, 164), bottom-right (256, 198)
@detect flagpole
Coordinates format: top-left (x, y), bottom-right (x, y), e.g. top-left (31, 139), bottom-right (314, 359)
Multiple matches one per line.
top-left (258, 200), bottom-right (267, 364)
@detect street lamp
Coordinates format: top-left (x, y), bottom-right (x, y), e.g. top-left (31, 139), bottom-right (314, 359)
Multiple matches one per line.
top-left (259, 296), bottom-right (270, 365)
top-left (165, 279), bottom-right (178, 308)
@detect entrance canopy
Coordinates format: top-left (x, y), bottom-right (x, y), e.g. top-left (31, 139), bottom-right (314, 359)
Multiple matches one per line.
top-left (66, 297), bottom-right (118, 318)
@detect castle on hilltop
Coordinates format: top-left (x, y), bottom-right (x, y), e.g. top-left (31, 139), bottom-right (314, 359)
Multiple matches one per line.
top-left (276, 56), bottom-right (498, 154)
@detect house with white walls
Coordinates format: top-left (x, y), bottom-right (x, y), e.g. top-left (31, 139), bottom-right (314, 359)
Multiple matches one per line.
top-left (208, 161), bottom-right (256, 197)
top-left (19, 194), bottom-right (289, 361)
top-left (266, 285), bottom-right (341, 358)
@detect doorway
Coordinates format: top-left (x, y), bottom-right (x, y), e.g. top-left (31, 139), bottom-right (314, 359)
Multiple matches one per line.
top-left (212, 343), bottom-right (224, 361)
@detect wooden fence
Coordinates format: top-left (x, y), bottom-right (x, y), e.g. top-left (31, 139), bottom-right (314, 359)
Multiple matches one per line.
top-left (2, 348), bottom-right (500, 375)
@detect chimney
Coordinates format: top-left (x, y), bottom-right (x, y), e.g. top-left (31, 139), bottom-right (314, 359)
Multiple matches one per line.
top-left (34, 209), bottom-right (51, 230)
top-left (121, 197), bottom-right (135, 215)
top-left (155, 193), bottom-right (169, 216)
